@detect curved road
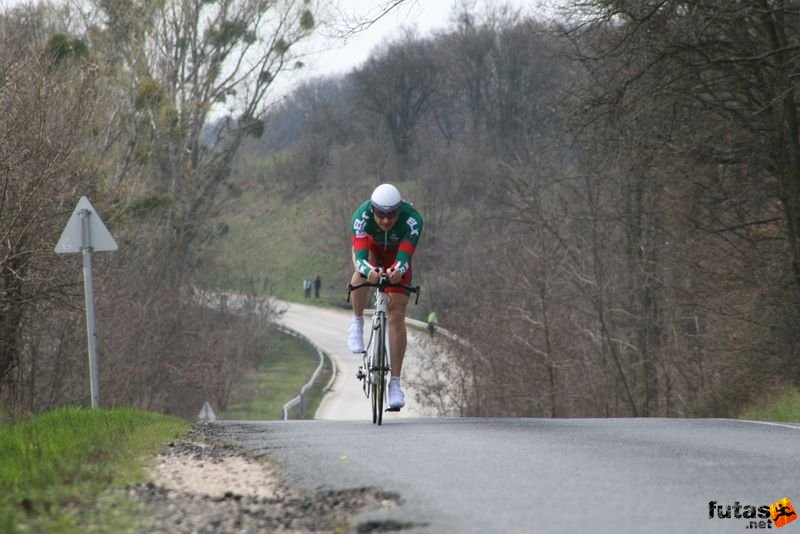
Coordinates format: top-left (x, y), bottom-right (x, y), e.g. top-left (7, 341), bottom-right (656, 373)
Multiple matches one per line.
top-left (275, 301), bottom-right (435, 420)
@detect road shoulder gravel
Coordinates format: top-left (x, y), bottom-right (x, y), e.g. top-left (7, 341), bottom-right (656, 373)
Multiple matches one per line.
top-left (123, 422), bottom-right (413, 533)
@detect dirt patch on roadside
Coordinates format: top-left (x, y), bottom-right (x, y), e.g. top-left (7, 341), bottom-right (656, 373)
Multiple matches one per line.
top-left (126, 423), bottom-right (415, 533)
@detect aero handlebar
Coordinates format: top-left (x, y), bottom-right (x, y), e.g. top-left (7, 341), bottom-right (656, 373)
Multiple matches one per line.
top-left (347, 277), bottom-right (420, 305)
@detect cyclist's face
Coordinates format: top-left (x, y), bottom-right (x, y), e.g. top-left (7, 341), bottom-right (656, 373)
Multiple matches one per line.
top-left (374, 210), bottom-right (399, 231)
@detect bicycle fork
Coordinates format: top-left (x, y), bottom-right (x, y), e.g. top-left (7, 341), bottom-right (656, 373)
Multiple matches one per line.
top-left (355, 316), bottom-right (389, 383)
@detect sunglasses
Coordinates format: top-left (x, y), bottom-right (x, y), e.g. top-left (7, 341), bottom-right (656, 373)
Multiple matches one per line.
top-left (374, 209), bottom-right (399, 219)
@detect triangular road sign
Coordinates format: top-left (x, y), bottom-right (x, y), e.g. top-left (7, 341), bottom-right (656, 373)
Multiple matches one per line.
top-left (55, 196), bottom-right (118, 254)
top-left (198, 401), bottom-right (217, 422)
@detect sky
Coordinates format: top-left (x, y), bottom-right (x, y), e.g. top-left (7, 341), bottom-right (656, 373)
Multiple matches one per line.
top-left (0, 0), bottom-right (563, 110)
top-left (264, 0), bottom-right (564, 105)
top-left (297, 0), bottom-right (560, 80)
top-left (0, 1), bottom-right (562, 78)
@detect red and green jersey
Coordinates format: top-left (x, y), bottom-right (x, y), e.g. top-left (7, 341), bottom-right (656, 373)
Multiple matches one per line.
top-left (351, 199), bottom-right (423, 277)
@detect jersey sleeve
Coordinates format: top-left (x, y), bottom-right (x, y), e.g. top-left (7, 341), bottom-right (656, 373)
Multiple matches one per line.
top-left (391, 207), bottom-right (423, 275)
top-left (351, 201), bottom-right (374, 276)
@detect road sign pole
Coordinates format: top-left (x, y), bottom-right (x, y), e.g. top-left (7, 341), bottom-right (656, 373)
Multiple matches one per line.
top-left (56, 197), bottom-right (117, 408)
top-left (80, 209), bottom-right (101, 409)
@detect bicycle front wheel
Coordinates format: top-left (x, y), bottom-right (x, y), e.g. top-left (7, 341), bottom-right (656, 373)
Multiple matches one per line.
top-left (369, 338), bottom-right (378, 424)
top-left (371, 315), bottom-right (387, 425)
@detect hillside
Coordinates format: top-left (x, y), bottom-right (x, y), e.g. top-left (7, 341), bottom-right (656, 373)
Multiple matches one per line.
top-left (199, 185), bottom-right (346, 303)
top-left (198, 167), bottom-right (433, 324)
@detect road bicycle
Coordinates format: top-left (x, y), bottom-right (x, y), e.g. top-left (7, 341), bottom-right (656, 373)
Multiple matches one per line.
top-left (347, 275), bottom-right (420, 425)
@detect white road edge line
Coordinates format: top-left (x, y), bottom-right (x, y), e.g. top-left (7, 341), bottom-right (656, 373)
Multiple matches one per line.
top-left (726, 418), bottom-right (800, 430)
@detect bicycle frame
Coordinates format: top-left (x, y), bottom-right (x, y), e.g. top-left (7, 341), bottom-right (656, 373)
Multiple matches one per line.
top-left (369, 289), bottom-right (389, 423)
top-left (347, 276), bottom-right (419, 425)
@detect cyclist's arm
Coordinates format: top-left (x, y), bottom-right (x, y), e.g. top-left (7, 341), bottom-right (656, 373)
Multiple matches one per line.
top-left (351, 201), bottom-right (376, 277)
top-left (352, 235), bottom-right (375, 276)
top-left (389, 241), bottom-right (415, 276)
top-left (388, 209), bottom-right (423, 275)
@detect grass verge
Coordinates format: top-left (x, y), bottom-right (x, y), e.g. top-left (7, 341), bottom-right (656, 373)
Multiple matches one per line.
top-left (220, 329), bottom-right (333, 420)
top-left (739, 387), bottom-right (800, 423)
top-left (284, 352), bottom-right (334, 420)
top-left (0, 407), bottom-right (187, 533)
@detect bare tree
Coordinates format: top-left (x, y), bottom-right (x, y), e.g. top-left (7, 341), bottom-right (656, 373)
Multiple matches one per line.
top-left (353, 33), bottom-right (441, 171)
top-left (433, 8), bottom-right (564, 155)
top-left (81, 0), bottom-right (317, 281)
top-left (0, 9), bottom-right (100, 408)
top-left (551, 0), bottom-right (800, 413)
top-left (560, 0), bottom-right (800, 302)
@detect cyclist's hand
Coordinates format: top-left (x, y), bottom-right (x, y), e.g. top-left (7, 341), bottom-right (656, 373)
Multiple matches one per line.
top-left (367, 267), bottom-right (382, 284)
top-left (387, 267), bottom-right (403, 284)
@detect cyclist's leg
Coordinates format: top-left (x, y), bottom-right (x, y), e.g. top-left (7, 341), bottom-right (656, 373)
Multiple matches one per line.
top-left (348, 248), bottom-right (374, 353)
top-left (386, 291), bottom-right (409, 410)
top-left (349, 269), bottom-right (369, 315)
top-left (385, 255), bottom-right (412, 376)
top-left (349, 246), bottom-right (380, 316)
top-left (387, 290), bottom-right (410, 377)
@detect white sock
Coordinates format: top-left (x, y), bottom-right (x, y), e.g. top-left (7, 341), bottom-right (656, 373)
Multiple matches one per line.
top-left (353, 315), bottom-right (363, 324)
top-left (390, 376), bottom-right (400, 385)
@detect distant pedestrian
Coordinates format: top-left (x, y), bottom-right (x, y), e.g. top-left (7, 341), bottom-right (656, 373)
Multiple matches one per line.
top-left (314, 275), bottom-right (321, 299)
top-left (303, 278), bottom-right (312, 298)
top-left (427, 311), bottom-right (438, 337)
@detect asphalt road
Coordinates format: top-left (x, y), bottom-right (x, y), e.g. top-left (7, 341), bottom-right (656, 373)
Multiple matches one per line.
top-left (218, 417), bottom-right (800, 533)
top-left (255, 301), bottom-right (800, 532)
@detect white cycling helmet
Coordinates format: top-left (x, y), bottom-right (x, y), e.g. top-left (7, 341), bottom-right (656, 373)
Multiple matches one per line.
top-left (370, 183), bottom-right (402, 213)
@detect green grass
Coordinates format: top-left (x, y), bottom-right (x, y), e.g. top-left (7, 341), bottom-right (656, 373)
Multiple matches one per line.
top-left (0, 407), bottom-right (188, 533)
top-left (220, 330), bottom-right (333, 420)
top-left (739, 387), bottom-right (800, 423)
top-left (200, 187), bottom-right (344, 302)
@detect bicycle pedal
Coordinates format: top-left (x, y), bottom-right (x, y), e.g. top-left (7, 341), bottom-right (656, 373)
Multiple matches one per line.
top-left (385, 407), bottom-right (401, 412)
top-left (356, 367), bottom-right (365, 380)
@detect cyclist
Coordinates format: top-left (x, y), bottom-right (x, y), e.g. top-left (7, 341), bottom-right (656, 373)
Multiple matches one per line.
top-left (348, 183), bottom-right (423, 410)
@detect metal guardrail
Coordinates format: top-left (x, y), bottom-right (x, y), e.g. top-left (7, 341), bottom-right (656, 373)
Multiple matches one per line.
top-left (279, 325), bottom-right (331, 420)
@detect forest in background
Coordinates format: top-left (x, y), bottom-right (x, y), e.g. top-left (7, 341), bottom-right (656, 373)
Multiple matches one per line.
top-left (2, 0), bottom-right (799, 419)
